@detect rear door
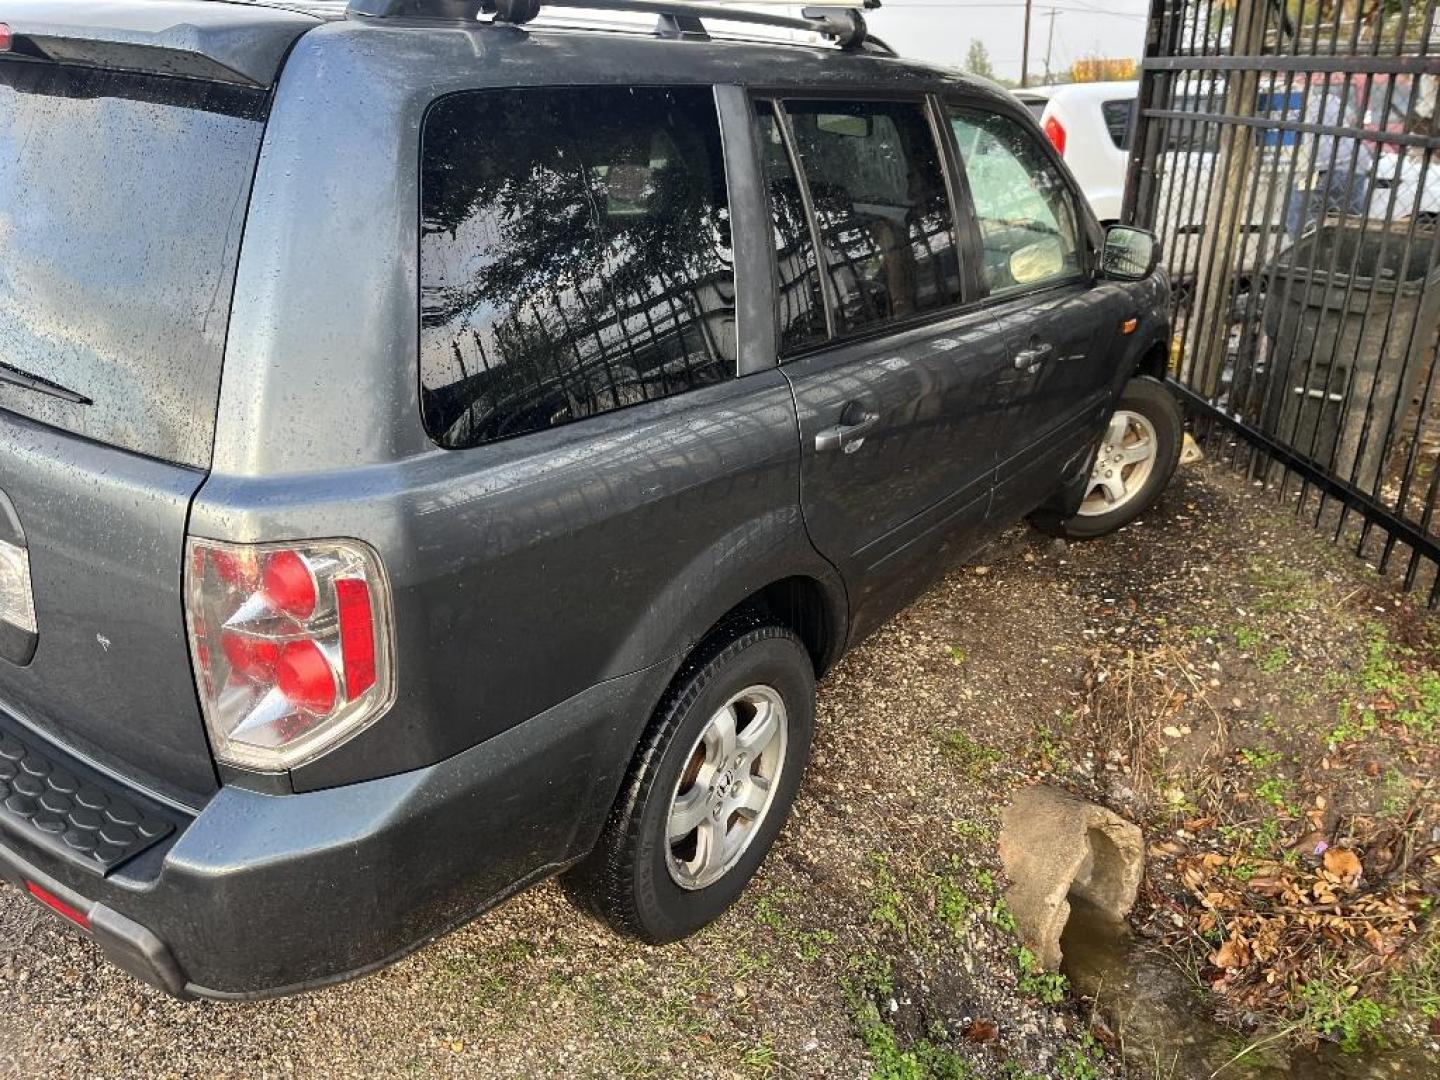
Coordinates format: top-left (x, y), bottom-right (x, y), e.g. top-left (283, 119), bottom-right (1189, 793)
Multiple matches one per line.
top-left (0, 58), bottom-right (269, 802)
top-left (755, 96), bottom-right (1013, 637)
top-left (944, 103), bottom-right (1124, 520)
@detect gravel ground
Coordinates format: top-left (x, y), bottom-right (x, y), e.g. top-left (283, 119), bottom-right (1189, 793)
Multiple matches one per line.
top-left (0, 459), bottom-right (1431, 1079)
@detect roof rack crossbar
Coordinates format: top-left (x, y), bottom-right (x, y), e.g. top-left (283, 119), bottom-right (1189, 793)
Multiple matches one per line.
top-left (348, 0), bottom-right (894, 54)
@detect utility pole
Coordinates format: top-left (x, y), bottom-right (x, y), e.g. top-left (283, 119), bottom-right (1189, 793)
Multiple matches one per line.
top-left (1020, 0), bottom-right (1032, 87)
top-left (1043, 8), bottom-right (1059, 84)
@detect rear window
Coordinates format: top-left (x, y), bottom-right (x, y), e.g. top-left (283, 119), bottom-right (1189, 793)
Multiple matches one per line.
top-left (1102, 99), bottom-right (1135, 150)
top-left (0, 63), bottom-right (266, 468)
top-left (419, 85), bottom-right (735, 450)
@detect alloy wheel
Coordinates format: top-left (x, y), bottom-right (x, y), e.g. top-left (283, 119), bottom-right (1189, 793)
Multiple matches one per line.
top-left (664, 685), bottom-right (788, 890)
top-left (1077, 409), bottom-right (1159, 517)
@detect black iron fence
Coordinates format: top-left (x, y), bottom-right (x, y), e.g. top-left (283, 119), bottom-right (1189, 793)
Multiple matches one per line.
top-left (1126, 0), bottom-right (1440, 603)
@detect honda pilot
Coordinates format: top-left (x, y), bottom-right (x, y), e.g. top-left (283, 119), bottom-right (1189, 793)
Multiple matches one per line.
top-left (0, 0), bottom-right (1178, 998)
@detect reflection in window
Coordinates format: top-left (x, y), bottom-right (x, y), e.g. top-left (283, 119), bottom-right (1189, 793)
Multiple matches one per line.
top-left (948, 108), bottom-right (1081, 294)
top-left (420, 86), bottom-right (735, 449)
top-left (782, 100), bottom-right (962, 335)
top-left (755, 101), bottom-right (827, 353)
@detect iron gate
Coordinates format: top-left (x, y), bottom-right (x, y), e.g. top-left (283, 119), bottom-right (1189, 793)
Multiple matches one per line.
top-left (1126, 0), bottom-right (1440, 602)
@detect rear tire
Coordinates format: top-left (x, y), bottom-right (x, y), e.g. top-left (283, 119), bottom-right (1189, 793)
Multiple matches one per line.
top-left (562, 623), bottom-right (814, 943)
top-left (1048, 375), bottom-right (1182, 540)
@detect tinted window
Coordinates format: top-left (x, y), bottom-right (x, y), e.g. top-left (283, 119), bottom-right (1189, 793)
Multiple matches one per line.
top-left (0, 63), bottom-right (266, 468)
top-left (754, 101), bottom-right (827, 353)
top-left (420, 86), bottom-right (735, 449)
top-left (948, 108), bottom-right (1082, 295)
top-left (1102, 99), bottom-right (1135, 150)
top-left (782, 100), bottom-right (962, 335)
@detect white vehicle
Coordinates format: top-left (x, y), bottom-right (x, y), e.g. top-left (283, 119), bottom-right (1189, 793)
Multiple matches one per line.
top-left (1370, 151), bottom-right (1440, 220)
top-left (1024, 80), bottom-right (1138, 222)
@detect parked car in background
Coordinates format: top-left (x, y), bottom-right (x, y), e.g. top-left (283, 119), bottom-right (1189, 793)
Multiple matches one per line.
top-left (1027, 80), bottom-right (1139, 223)
top-left (0, 0), bottom-right (1178, 1000)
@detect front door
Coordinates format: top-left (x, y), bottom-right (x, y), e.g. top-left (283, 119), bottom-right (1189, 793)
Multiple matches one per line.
top-left (945, 104), bottom-right (1124, 519)
top-left (751, 97), bottom-right (1014, 638)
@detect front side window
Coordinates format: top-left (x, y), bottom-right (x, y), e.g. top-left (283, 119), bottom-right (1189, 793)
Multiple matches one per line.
top-left (420, 86), bottom-right (735, 449)
top-left (948, 108), bottom-right (1083, 296)
top-left (781, 99), bottom-right (962, 335)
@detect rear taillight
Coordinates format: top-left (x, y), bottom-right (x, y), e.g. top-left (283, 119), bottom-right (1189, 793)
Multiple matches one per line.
top-left (1043, 114), bottom-right (1067, 156)
top-left (0, 25), bottom-right (11, 52)
top-left (185, 538), bottom-right (395, 772)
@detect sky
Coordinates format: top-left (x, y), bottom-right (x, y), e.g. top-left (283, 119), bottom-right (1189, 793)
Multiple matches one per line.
top-left (862, 0), bottom-right (1151, 83)
top-left (540, 0), bottom-right (1153, 85)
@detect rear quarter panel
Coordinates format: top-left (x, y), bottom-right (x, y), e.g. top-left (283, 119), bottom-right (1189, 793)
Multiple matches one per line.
top-left (194, 24), bottom-right (843, 792)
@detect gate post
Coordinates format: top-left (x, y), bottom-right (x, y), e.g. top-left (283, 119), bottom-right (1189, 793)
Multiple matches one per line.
top-left (1190, 0), bottom-right (1268, 397)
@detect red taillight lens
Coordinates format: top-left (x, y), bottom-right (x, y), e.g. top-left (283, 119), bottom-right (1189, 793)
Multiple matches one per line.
top-left (26, 882), bottom-right (90, 930)
top-left (221, 631), bottom-right (280, 680)
top-left (276, 639), bottom-right (338, 714)
top-left (185, 538), bottom-right (394, 771)
top-left (263, 550), bottom-right (318, 619)
top-left (1043, 114), bottom-right (1067, 156)
top-left (335, 578), bottom-right (377, 699)
top-left (0, 25), bottom-right (11, 52)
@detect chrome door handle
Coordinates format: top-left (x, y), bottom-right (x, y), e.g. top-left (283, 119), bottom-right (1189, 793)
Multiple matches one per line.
top-left (815, 411), bottom-right (880, 454)
top-left (1013, 342), bottom-right (1054, 373)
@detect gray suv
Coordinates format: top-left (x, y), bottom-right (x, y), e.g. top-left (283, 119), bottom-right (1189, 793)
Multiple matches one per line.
top-left (0, 0), bottom-right (1177, 999)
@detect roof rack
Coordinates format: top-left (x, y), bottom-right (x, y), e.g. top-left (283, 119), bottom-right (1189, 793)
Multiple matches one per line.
top-left (346, 0), bottom-right (894, 54)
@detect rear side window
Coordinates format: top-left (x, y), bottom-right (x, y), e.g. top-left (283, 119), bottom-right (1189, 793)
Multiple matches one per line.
top-left (1102, 99), bottom-right (1135, 150)
top-left (779, 100), bottom-right (962, 336)
top-left (0, 63), bottom-right (266, 468)
top-left (419, 86), bottom-right (735, 450)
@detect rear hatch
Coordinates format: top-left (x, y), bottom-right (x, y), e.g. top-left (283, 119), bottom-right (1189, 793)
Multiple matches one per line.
top-left (0, 6), bottom-right (315, 803)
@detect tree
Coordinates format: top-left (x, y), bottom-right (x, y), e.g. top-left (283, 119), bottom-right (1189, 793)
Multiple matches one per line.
top-left (964, 39), bottom-right (996, 80)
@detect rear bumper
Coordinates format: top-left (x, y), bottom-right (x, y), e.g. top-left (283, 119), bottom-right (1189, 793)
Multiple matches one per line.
top-left (0, 661), bottom-right (669, 998)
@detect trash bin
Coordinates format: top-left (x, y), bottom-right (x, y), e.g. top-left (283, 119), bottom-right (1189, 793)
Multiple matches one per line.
top-left (1261, 219), bottom-right (1440, 493)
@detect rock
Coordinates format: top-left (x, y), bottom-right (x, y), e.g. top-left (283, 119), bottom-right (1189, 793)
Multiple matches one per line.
top-left (1180, 432), bottom-right (1205, 465)
top-left (998, 785), bottom-right (1144, 971)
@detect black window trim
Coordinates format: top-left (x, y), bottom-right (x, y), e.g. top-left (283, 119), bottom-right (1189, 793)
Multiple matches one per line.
top-left (746, 89), bottom-right (983, 364)
top-left (939, 93), bottom-right (1100, 306)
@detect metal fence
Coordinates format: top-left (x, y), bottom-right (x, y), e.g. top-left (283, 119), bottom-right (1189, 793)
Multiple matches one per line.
top-left (1125, 0), bottom-right (1440, 603)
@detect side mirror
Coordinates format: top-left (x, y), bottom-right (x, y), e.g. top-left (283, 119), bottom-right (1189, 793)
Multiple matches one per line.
top-left (1101, 225), bottom-right (1159, 280)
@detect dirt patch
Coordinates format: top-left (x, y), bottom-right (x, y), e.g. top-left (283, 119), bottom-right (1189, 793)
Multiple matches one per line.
top-left (0, 460), bottom-right (1434, 1079)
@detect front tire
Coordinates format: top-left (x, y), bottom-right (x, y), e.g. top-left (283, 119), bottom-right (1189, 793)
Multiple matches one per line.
top-left (1053, 375), bottom-right (1182, 540)
top-left (563, 623), bottom-right (815, 943)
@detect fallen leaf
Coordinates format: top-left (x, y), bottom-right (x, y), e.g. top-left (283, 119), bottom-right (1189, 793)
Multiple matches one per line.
top-left (1323, 847), bottom-right (1362, 883)
top-left (963, 1018), bottom-right (999, 1044)
top-left (1210, 935), bottom-right (1252, 970)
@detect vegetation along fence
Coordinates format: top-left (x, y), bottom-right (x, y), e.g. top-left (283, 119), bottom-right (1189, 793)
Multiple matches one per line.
top-left (1125, 0), bottom-right (1440, 602)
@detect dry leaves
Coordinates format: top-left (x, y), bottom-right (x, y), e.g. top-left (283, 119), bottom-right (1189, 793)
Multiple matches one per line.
top-left (1158, 838), bottom-right (1430, 1017)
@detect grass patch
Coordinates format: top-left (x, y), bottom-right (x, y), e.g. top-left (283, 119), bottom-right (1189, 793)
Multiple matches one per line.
top-left (938, 730), bottom-right (1004, 780)
top-left (1015, 945), bottom-right (1068, 1005)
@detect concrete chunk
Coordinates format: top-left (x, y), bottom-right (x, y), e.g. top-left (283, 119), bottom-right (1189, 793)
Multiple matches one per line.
top-left (998, 785), bottom-right (1144, 971)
